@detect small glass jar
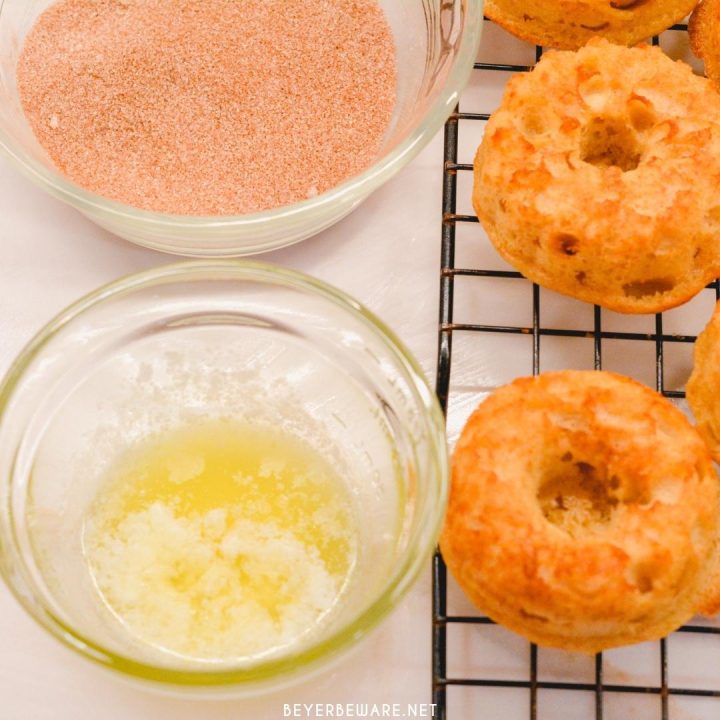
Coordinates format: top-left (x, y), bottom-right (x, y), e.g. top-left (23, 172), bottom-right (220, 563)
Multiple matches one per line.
top-left (0, 261), bottom-right (448, 694)
top-left (0, 0), bottom-right (483, 256)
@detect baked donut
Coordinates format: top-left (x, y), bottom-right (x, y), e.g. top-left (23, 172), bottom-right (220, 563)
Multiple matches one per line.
top-left (687, 301), bottom-right (720, 464)
top-left (440, 371), bottom-right (720, 653)
top-left (690, 0), bottom-right (720, 90)
top-left (473, 39), bottom-right (720, 314)
top-left (485, 0), bottom-right (697, 50)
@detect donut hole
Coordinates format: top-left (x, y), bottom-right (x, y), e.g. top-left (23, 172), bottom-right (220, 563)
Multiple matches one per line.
top-left (580, 116), bottom-right (642, 172)
top-left (538, 459), bottom-right (618, 537)
top-left (622, 277), bottom-right (675, 299)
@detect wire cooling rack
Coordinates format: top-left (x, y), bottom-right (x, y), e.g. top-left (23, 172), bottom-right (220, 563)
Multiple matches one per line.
top-left (432, 18), bottom-right (720, 720)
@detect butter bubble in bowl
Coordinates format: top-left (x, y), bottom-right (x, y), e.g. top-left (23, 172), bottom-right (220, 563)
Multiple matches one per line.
top-left (0, 261), bottom-right (448, 694)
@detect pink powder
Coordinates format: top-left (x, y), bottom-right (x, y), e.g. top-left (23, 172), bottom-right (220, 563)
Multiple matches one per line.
top-left (17, 0), bottom-right (396, 216)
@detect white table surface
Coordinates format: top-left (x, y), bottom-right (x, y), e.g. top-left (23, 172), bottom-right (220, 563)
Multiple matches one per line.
top-left (4, 19), bottom-right (720, 720)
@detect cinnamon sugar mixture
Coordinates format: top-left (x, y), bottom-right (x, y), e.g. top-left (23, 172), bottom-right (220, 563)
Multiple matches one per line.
top-left (17, 0), bottom-right (396, 215)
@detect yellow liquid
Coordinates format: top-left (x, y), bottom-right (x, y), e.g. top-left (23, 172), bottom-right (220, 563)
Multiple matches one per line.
top-left (82, 419), bottom-right (357, 661)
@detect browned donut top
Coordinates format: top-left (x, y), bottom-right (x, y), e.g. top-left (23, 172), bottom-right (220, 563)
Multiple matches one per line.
top-left (690, 0), bottom-right (720, 91)
top-left (473, 40), bottom-right (720, 314)
top-left (486, 0), bottom-right (698, 50)
top-left (688, 301), bottom-right (720, 464)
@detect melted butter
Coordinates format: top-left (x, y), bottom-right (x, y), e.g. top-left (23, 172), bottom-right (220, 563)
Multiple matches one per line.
top-left (82, 419), bottom-right (357, 661)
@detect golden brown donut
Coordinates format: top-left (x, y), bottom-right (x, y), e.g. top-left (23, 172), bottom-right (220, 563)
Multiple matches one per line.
top-left (485, 0), bottom-right (697, 50)
top-left (473, 39), bottom-right (720, 314)
top-left (440, 371), bottom-right (720, 653)
top-left (690, 0), bottom-right (720, 90)
top-left (687, 301), bottom-right (720, 464)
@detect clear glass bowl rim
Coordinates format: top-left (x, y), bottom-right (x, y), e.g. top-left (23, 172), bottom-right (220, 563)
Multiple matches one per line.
top-left (0, 260), bottom-right (449, 687)
top-left (0, 0), bottom-right (484, 255)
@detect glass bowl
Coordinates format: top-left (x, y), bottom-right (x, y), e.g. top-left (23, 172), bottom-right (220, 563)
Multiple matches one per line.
top-left (0, 261), bottom-right (448, 694)
top-left (0, 0), bottom-right (483, 257)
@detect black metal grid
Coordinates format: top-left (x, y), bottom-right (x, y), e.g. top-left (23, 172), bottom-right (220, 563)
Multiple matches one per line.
top-left (432, 19), bottom-right (720, 720)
